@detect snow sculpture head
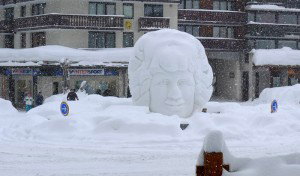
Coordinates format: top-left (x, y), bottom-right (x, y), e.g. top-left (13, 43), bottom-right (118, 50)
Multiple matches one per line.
top-left (128, 29), bottom-right (213, 118)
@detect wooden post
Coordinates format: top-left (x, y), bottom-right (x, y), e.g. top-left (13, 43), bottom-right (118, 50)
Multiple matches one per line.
top-left (196, 152), bottom-right (230, 176)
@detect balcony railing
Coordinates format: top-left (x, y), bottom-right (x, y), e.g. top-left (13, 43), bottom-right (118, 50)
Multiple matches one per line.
top-left (0, 20), bottom-right (13, 33)
top-left (198, 37), bottom-right (246, 51)
top-left (178, 10), bottom-right (246, 25)
top-left (138, 17), bottom-right (170, 31)
top-left (1, 0), bottom-right (35, 5)
top-left (14, 14), bottom-right (124, 31)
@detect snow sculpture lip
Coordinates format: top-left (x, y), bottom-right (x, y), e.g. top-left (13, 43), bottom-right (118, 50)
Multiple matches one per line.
top-left (128, 29), bottom-right (213, 118)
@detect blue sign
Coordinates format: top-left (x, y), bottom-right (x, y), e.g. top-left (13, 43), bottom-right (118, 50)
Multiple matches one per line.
top-left (60, 101), bottom-right (69, 116)
top-left (271, 100), bottom-right (278, 113)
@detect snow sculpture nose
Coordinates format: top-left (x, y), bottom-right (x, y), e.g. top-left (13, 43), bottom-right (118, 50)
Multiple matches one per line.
top-left (167, 84), bottom-right (183, 102)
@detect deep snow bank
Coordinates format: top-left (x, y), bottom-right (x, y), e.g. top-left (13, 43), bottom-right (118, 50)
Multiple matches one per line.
top-left (258, 84), bottom-right (300, 105)
top-left (0, 98), bottom-right (18, 115)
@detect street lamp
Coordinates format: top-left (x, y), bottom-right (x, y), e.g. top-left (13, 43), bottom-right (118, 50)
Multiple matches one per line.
top-left (60, 58), bottom-right (70, 94)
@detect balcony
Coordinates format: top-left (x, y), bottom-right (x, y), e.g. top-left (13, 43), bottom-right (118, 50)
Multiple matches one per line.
top-left (14, 14), bottom-right (124, 31)
top-left (138, 17), bottom-right (170, 31)
top-left (247, 23), bottom-right (300, 38)
top-left (0, 20), bottom-right (13, 33)
top-left (1, 0), bottom-right (34, 5)
top-left (198, 37), bottom-right (246, 51)
top-left (178, 10), bottom-right (246, 25)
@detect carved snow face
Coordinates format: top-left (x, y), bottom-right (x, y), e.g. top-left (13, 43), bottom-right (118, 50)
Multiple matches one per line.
top-left (128, 29), bottom-right (213, 118)
top-left (150, 71), bottom-right (195, 118)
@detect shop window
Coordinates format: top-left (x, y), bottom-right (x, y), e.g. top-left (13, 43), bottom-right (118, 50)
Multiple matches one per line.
top-left (31, 32), bottom-right (46, 48)
top-left (144, 4), bottom-right (163, 17)
top-left (179, 0), bottom-right (200, 9)
top-left (20, 6), bottom-right (26, 17)
top-left (278, 14), bottom-right (297, 24)
top-left (21, 33), bottom-right (26, 48)
top-left (272, 77), bottom-right (281, 87)
top-left (213, 26), bottom-right (234, 38)
top-left (4, 35), bottom-right (14, 48)
top-left (32, 3), bottom-right (46, 16)
top-left (178, 25), bottom-right (200, 36)
top-left (123, 3), bottom-right (133, 19)
top-left (123, 32), bottom-right (134, 47)
top-left (213, 0), bottom-right (232, 11)
top-left (255, 40), bottom-right (275, 49)
top-left (247, 40), bottom-right (255, 49)
top-left (256, 12), bottom-right (275, 23)
top-left (89, 2), bottom-right (116, 15)
top-left (278, 40), bottom-right (297, 49)
top-left (88, 32), bottom-right (115, 48)
top-left (5, 8), bottom-right (14, 21)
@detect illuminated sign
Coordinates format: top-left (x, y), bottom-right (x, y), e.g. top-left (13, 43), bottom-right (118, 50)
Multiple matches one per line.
top-left (68, 69), bottom-right (104, 76)
top-left (12, 68), bottom-right (33, 75)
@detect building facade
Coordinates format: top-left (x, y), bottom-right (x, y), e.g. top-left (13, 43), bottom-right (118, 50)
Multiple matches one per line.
top-left (1, 0), bottom-right (300, 105)
top-left (0, 0), bottom-right (178, 49)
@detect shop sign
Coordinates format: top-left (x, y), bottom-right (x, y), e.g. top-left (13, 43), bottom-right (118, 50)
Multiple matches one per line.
top-left (68, 69), bottom-right (104, 76)
top-left (105, 70), bottom-right (119, 76)
top-left (12, 68), bottom-right (33, 75)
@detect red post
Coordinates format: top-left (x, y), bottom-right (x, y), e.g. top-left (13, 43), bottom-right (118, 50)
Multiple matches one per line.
top-left (196, 152), bottom-right (229, 176)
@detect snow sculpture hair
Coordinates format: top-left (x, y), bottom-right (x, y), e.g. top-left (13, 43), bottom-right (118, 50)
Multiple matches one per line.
top-left (128, 29), bottom-right (213, 118)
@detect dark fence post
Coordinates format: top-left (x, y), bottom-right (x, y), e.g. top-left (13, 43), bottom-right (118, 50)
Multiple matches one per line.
top-left (196, 131), bottom-right (230, 176)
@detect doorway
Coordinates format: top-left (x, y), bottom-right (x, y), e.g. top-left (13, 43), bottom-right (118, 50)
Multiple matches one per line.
top-left (242, 71), bottom-right (249, 101)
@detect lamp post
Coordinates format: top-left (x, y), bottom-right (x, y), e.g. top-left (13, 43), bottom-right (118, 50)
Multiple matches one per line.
top-left (60, 58), bottom-right (70, 94)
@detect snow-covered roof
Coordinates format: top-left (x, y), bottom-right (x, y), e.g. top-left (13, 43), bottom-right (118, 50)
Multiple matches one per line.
top-left (0, 45), bottom-right (132, 67)
top-left (252, 47), bottom-right (300, 66)
top-left (246, 5), bottom-right (300, 12)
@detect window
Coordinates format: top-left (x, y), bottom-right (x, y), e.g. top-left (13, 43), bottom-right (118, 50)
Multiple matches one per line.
top-left (144, 4), bottom-right (163, 17)
top-left (179, 0), bottom-right (200, 9)
top-left (256, 13), bottom-right (275, 23)
top-left (248, 13), bottom-right (255, 22)
top-left (4, 35), bottom-right (14, 48)
top-left (256, 40), bottom-right (275, 49)
top-left (123, 32), bottom-right (134, 47)
top-left (213, 0), bottom-right (232, 10)
top-left (229, 72), bottom-right (235, 78)
top-left (32, 3), bottom-right (46, 16)
top-left (213, 26), bottom-right (234, 38)
top-left (5, 8), bottom-right (14, 21)
top-left (278, 40), bottom-right (297, 49)
top-left (32, 32), bottom-right (46, 47)
top-left (247, 40), bottom-right (255, 49)
top-left (178, 25), bottom-right (200, 36)
top-left (89, 32), bottom-right (115, 48)
top-left (20, 6), bottom-right (26, 17)
top-left (89, 2), bottom-right (116, 15)
top-left (21, 33), bottom-right (26, 48)
top-left (123, 4), bottom-right (133, 19)
top-left (278, 14), bottom-right (297, 24)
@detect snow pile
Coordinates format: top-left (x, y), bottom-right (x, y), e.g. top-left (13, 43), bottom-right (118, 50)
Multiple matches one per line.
top-left (0, 45), bottom-right (132, 66)
top-left (24, 93), bottom-right (182, 140)
top-left (197, 131), bottom-right (300, 176)
top-left (196, 131), bottom-right (237, 166)
top-left (0, 98), bottom-right (18, 115)
top-left (252, 47), bottom-right (300, 66)
top-left (258, 84), bottom-right (300, 105)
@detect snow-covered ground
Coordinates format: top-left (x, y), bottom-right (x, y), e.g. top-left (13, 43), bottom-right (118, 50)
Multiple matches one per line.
top-left (1, 86), bottom-right (300, 176)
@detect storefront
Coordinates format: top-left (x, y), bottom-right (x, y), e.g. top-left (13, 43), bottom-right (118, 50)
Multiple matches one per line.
top-left (68, 67), bottom-right (127, 97)
top-left (0, 65), bottom-right (128, 109)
